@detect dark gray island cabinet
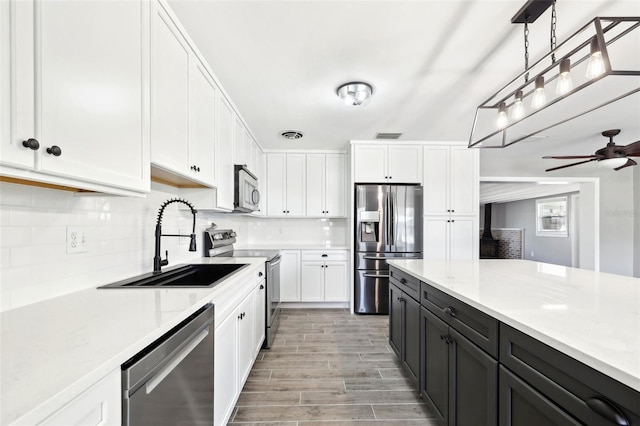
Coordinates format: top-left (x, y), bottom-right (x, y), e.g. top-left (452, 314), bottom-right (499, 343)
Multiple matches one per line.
top-left (388, 264), bottom-right (640, 426)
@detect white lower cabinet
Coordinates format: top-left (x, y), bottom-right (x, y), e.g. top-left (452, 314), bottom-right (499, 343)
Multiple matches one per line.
top-left (40, 369), bottom-right (120, 426)
top-left (299, 250), bottom-right (349, 302)
top-left (280, 250), bottom-right (301, 302)
top-left (214, 273), bottom-right (264, 426)
top-left (424, 216), bottom-right (477, 260)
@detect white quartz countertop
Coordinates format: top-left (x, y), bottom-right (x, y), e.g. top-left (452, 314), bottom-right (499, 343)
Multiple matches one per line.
top-left (386, 259), bottom-right (640, 392)
top-left (0, 257), bottom-right (265, 425)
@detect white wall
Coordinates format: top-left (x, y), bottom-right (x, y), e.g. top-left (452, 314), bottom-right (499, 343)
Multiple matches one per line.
top-left (0, 181), bottom-right (348, 312)
top-left (634, 166), bottom-right (640, 278)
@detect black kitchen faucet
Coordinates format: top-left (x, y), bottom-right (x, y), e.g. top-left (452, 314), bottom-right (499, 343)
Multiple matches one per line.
top-left (153, 198), bottom-right (198, 274)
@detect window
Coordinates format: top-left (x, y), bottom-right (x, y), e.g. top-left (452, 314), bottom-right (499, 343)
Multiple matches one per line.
top-left (536, 197), bottom-right (568, 237)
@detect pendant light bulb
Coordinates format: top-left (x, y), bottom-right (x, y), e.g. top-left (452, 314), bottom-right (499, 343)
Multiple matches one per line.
top-left (555, 58), bottom-right (573, 95)
top-left (586, 37), bottom-right (605, 79)
top-left (510, 90), bottom-right (525, 120)
top-left (531, 76), bottom-right (547, 109)
top-left (496, 102), bottom-right (508, 129)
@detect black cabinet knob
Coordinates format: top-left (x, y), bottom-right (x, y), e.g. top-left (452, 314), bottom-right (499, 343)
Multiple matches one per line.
top-left (258, 272), bottom-right (263, 277)
top-left (444, 306), bottom-right (456, 317)
top-left (586, 397), bottom-right (629, 426)
top-left (260, 284), bottom-right (264, 290)
top-left (46, 145), bottom-right (62, 156)
top-left (22, 138), bottom-right (40, 150)
top-left (400, 278), bottom-right (407, 284)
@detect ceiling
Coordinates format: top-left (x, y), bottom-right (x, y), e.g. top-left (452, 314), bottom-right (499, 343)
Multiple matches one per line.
top-left (169, 0), bottom-right (640, 176)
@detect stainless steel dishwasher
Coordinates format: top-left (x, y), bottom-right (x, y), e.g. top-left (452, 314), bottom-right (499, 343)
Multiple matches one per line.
top-left (122, 304), bottom-right (214, 425)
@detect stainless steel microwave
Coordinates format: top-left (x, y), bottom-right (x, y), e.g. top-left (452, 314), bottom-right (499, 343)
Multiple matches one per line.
top-left (234, 165), bottom-right (260, 213)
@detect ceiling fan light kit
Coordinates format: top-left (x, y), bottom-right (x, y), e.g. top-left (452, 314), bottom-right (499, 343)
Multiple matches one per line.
top-left (468, 2), bottom-right (640, 149)
top-left (336, 82), bottom-right (373, 107)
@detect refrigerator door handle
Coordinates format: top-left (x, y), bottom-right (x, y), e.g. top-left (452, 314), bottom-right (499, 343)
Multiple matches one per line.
top-left (363, 273), bottom-right (390, 278)
top-left (384, 191), bottom-right (391, 246)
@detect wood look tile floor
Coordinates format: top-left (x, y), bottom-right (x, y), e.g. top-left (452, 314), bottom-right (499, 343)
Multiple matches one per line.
top-left (228, 308), bottom-right (438, 425)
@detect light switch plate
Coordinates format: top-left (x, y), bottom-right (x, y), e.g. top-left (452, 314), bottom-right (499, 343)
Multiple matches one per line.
top-left (67, 226), bottom-right (88, 254)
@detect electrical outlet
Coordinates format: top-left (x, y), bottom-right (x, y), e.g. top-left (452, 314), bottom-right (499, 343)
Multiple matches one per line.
top-left (530, 251), bottom-right (535, 257)
top-left (67, 226), bottom-right (88, 254)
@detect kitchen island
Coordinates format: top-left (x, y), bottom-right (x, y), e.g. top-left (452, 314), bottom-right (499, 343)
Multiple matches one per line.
top-left (387, 258), bottom-right (640, 425)
top-left (0, 257), bottom-right (266, 426)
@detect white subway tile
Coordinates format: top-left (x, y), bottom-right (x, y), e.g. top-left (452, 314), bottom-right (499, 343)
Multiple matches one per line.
top-left (0, 226), bottom-right (33, 247)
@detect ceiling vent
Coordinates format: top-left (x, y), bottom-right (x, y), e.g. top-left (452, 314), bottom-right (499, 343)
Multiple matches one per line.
top-left (376, 132), bottom-right (402, 140)
top-left (281, 131), bottom-right (303, 140)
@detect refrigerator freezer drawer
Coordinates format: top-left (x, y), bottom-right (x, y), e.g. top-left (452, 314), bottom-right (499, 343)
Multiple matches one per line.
top-left (355, 269), bottom-right (389, 314)
top-left (355, 252), bottom-right (422, 270)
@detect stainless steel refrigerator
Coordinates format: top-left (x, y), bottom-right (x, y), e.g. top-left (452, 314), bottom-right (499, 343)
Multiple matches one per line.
top-left (354, 184), bottom-right (423, 314)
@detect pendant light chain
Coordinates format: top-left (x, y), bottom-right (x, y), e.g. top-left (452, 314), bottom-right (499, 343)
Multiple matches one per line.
top-left (550, 0), bottom-right (557, 63)
top-left (524, 22), bottom-right (530, 82)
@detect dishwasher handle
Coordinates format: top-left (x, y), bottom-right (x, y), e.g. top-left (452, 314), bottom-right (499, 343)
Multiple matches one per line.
top-left (145, 327), bottom-right (210, 394)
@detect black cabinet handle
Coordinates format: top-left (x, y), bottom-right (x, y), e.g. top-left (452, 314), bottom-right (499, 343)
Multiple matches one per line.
top-left (22, 138), bottom-right (40, 150)
top-left (260, 284), bottom-right (264, 290)
top-left (400, 278), bottom-right (407, 284)
top-left (322, 254), bottom-right (328, 258)
top-left (440, 335), bottom-right (451, 344)
top-left (444, 306), bottom-right (456, 317)
top-left (46, 145), bottom-right (62, 156)
top-left (586, 397), bottom-right (629, 426)
top-left (190, 165), bottom-right (200, 172)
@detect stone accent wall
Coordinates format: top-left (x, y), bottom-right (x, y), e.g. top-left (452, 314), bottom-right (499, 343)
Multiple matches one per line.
top-left (479, 228), bottom-right (524, 260)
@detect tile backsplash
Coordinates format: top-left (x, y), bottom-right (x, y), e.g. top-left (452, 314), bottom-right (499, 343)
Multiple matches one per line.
top-left (0, 181), bottom-right (348, 312)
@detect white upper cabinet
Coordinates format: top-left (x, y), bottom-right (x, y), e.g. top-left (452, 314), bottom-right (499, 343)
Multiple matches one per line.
top-left (353, 144), bottom-right (422, 183)
top-left (306, 153), bottom-right (345, 217)
top-left (150, 1), bottom-right (216, 187)
top-left (266, 153), bottom-right (306, 216)
top-left (423, 145), bottom-right (478, 216)
top-left (2, 0), bottom-right (150, 195)
top-left (424, 215), bottom-right (476, 260)
top-left (150, 2), bottom-right (189, 176)
top-left (215, 93), bottom-right (235, 211)
top-left (188, 58), bottom-right (216, 186)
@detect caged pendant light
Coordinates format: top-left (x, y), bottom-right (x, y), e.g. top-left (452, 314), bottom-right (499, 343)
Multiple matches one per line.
top-left (468, 0), bottom-right (640, 149)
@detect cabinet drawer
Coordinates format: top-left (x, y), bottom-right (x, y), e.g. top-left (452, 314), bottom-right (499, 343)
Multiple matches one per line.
top-left (500, 324), bottom-right (640, 426)
top-left (389, 267), bottom-right (420, 301)
top-left (301, 250), bottom-right (348, 261)
top-left (421, 282), bottom-right (498, 357)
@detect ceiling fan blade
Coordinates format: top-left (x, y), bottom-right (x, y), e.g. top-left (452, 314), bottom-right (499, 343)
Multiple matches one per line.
top-left (542, 155), bottom-right (598, 159)
top-left (618, 140), bottom-right (640, 155)
top-left (614, 158), bottom-right (637, 171)
top-left (545, 158), bottom-right (598, 172)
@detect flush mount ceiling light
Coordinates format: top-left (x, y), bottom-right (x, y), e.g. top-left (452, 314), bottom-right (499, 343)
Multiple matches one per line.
top-left (336, 82), bottom-right (373, 107)
top-left (281, 131), bottom-right (303, 140)
top-left (468, 0), bottom-right (640, 149)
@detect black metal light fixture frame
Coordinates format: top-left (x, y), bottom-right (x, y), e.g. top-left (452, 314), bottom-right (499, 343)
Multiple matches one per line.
top-left (468, 10), bottom-right (640, 149)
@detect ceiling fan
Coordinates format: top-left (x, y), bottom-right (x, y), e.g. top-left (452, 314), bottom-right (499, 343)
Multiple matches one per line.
top-left (543, 129), bottom-right (640, 172)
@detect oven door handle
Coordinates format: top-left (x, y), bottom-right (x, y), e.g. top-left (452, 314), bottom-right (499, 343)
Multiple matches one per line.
top-left (145, 328), bottom-right (210, 394)
top-left (363, 273), bottom-right (390, 278)
top-left (269, 257), bottom-right (282, 267)
top-left (363, 256), bottom-right (419, 260)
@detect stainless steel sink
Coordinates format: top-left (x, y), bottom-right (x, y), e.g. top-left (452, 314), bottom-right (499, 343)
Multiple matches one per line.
top-left (98, 263), bottom-right (248, 289)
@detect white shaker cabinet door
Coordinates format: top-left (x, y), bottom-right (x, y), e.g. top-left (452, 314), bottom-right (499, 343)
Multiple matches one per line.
top-left (254, 280), bottom-right (266, 356)
top-left (237, 290), bottom-right (256, 386)
top-left (188, 59), bottom-right (216, 186)
top-left (449, 146), bottom-right (478, 216)
top-left (306, 153), bottom-right (326, 216)
top-left (387, 145), bottom-right (422, 183)
top-left (423, 146), bottom-right (450, 215)
top-left (449, 217), bottom-right (476, 260)
top-left (325, 154), bottom-right (346, 217)
top-left (215, 93), bottom-right (235, 211)
top-left (423, 216), bottom-right (450, 260)
top-left (150, 2), bottom-right (189, 174)
top-left (354, 145), bottom-right (386, 182)
top-left (214, 309), bottom-right (238, 426)
top-left (285, 154), bottom-right (306, 216)
top-left (300, 263), bottom-right (324, 301)
top-left (266, 153), bottom-right (287, 216)
top-left (280, 250), bottom-right (301, 301)
top-left (324, 261), bottom-right (348, 302)
top-left (12, 0), bottom-right (149, 192)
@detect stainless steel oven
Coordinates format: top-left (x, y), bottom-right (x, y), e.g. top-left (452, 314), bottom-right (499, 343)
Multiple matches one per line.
top-left (265, 254), bottom-right (281, 348)
top-left (234, 165), bottom-right (260, 213)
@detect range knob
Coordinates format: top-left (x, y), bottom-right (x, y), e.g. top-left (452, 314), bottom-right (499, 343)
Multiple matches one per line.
top-left (230, 231), bottom-right (237, 237)
top-left (213, 233), bottom-right (224, 241)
